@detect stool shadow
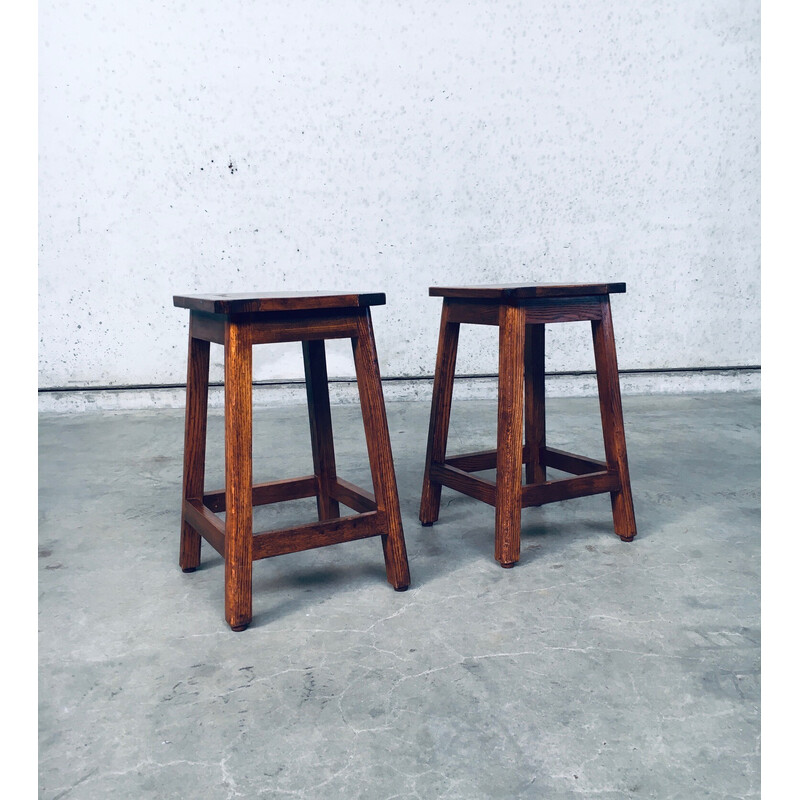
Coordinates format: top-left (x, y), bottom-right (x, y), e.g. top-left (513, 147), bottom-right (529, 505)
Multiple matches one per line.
top-left (247, 562), bottom-right (389, 628)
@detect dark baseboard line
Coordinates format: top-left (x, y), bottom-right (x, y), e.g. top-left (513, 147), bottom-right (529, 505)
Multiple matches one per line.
top-left (39, 365), bottom-right (761, 395)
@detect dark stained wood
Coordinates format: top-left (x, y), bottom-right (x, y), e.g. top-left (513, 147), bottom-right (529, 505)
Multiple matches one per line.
top-left (174, 291), bottom-right (386, 315)
top-left (542, 447), bottom-right (608, 476)
top-left (175, 290), bottom-right (412, 630)
top-left (247, 311), bottom-right (359, 345)
top-left (203, 475), bottom-right (318, 513)
top-left (183, 499), bottom-right (226, 557)
top-left (429, 463), bottom-right (496, 505)
top-left (253, 512), bottom-right (382, 560)
top-left (494, 303), bottom-right (526, 567)
top-left (352, 308), bottom-right (411, 590)
top-left (332, 477), bottom-right (377, 513)
top-left (419, 302), bottom-right (461, 525)
top-left (303, 340), bottom-right (340, 521)
top-left (420, 282), bottom-right (637, 564)
top-left (179, 332), bottom-right (210, 572)
top-left (224, 319), bottom-right (253, 631)
top-left (445, 299), bottom-right (500, 326)
top-left (429, 283), bottom-right (626, 300)
top-left (444, 448), bottom-right (498, 473)
top-left (521, 471), bottom-right (621, 508)
top-left (189, 310), bottom-right (225, 344)
top-left (523, 297), bottom-right (603, 323)
top-left (592, 297), bottom-right (638, 541)
top-left (524, 323), bottom-right (546, 487)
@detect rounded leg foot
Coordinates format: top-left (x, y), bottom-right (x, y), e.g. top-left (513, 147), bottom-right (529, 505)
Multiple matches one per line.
top-left (619, 534), bottom-right (636, 542)
top-left (181, 566), bottom-right (197, 573)
top-left (419, 521), bottom-right (435, 528)
top-left (230, 623), bottom-right (249, 632)
top-left (500, 561), bottom-right (516, 569)
top-left (393, 584), bottom-right (410, 592)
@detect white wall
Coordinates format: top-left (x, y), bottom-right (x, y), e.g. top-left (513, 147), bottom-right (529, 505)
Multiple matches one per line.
top-left (39, 0), bottom-right (760, 394)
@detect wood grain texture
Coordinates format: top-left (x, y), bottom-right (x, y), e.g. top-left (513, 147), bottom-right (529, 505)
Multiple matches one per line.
top-left (429, 283), bottom-right (626, 300)
top-left (179, 331), bottom-right (210, 572)
top-left (523, 297), bottom-right (602, 323)
top-left (419, 302), bottom-right (461, 525)
top-left (174, 291), bottom-right (386, 314)
top-left (444, 448), bottom-right (499, 473)
top-left (253, 512), bottom-right (382, 559)
top-left (542, 447), bottom-right (608, 476)
top-left (592, 297), bottom-right (638, 541)
top-left (224, 319), bottom-right (253, 631)
top-left (247, 311), bottom-right (359, 344)
top-left (183, 499), bottom-right (226, 557)
top-left (429, 463), bottom-right (496, 505)
top-left (352, 308), bottom-right (411, 590)
top-left (494, 303), bottom-right (526, 567)
top-left (332, 477), bottom-right (378, 513)
top-left (303, 339), bottom-right (340, 520)
top-left (521, 471), bottom-right (620, 508)
top-left (203, 475), bottom-right (318, 513)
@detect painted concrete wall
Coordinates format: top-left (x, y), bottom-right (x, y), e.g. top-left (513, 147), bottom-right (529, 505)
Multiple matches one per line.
top-left (39, 0), bottom-right (760, 393)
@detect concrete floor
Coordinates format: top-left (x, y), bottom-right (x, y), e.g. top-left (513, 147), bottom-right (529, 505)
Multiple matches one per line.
top-left (39, 393), bottom-right (760, 799)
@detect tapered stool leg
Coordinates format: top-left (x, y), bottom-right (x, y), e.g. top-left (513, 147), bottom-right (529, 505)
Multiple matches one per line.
top-left (419, 303), bottom-right (460, 525)
top-left (592, 298), bottom-right (637, 541)
top-left (180, 328), bottom-right (210, 572)
top-left (524, 323), bottom-right (546, 488)
top-left (224, 320), bottom-right (254, 631)
top-left (495, 304), bottom-right (526, 568)
top-left (303, 340), bottom-right (341, 521)
top-left (352, 309), bottom-right (411, 590)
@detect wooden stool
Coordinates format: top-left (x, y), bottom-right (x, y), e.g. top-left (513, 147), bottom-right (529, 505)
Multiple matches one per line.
top-left (174, 291), bottom-right (410, 631)
top-left (419, 283), bottom-right (637, 567)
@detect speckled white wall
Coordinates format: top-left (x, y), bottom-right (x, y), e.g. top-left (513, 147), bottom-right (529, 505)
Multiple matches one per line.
top-left (39, 0), bottom-right (759, 390)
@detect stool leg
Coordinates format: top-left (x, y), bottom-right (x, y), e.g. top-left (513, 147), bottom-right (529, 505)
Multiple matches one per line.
top-left (495, 304), bottom-right (526, 568)
top-left (419, 302), bottom-right (460, 525)
top-left (352, 309), bottom-right (411, 591)
top-left (303, 340), bottom-right (341, 521)
top-left (180, 329), bottom-right (210, 572)
top-left (224, 320), bottom-right (254, 631)
top-left (592, 297), bottom-right (637, 541)
top-left (524, 323), bottom-right (546, 487)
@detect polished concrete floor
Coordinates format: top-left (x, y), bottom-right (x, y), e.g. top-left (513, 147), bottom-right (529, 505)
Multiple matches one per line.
top-left (39, 393), bottom-right (760, 799)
